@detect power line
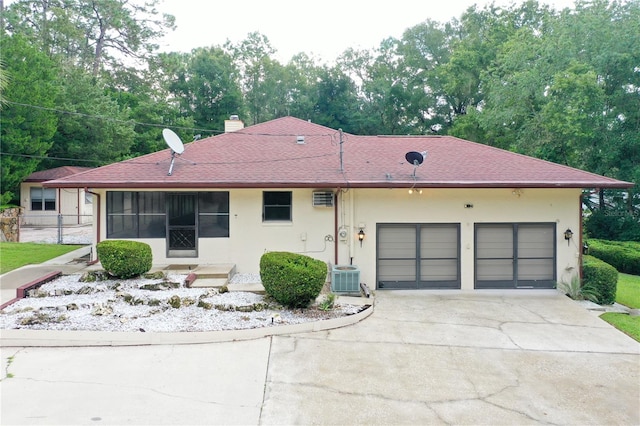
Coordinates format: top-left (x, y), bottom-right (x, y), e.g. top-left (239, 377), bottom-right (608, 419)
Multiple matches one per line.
top-left (4, 100), bottom-right (223, 135)
top-left (4, 100), bottom-right (342, 139)
top-left (0, 152), bottom-right (103, 164)
top-left (0, 151), bottom-right (338, 166)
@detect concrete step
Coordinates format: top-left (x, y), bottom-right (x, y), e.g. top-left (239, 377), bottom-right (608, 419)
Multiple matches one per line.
top-left (194, 264), bottom-right (236, 280)
top-left (227, 282), bottom-right (265, 294)
top-left (190, 277), bottom-right (228, 288)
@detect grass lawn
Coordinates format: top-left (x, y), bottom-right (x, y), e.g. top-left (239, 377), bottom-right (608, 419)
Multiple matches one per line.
top-left (0, 242), bottom-right (85, 274)
top-left (600, 273), bottom-right (640, 342)
top-left (615, 273), bottom-right (640, 309)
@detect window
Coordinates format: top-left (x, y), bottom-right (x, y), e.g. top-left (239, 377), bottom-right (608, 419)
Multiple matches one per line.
top-left (31, 187), bottom-right (56, 211)
top-left (198, 192), bottom-right (229, 237)
top-left (107, 192), bottom-right (165, 238)
top-left (263, 191), bottom-right (292, 221)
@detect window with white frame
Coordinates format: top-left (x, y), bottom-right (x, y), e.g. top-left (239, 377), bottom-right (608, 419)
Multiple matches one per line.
top-left (30, 187), bottom-right (56, 211)
top-left (263, 191), bottom-right (292, 221)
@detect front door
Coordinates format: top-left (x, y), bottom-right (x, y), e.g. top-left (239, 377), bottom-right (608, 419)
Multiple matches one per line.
top-left (167, 193), bottom-right (197, 257)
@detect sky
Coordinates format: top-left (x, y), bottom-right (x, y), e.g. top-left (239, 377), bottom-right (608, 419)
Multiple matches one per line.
top-left (157, 0), bottom-right (579, 63)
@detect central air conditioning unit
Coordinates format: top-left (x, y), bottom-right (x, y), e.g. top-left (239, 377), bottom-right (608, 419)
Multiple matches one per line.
top-left (312, 191), bottom-right (334, 207)
top-left (331, 265), bottom-right (360, 293)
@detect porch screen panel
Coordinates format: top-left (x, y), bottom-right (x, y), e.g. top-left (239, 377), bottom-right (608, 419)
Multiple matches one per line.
top-left (476, 224), bottom-right (514, 282)
top-left (419, 225), bottom-right (458, 282)
top-left (378, 226), bottom-right (416, 283)
top-left (199, 192), bottom-right (230, 237)
top-left (138, 192), bottom-right (165, 238)
top-left (517, 224), bottom-right (555, 283)
top-left (107, 191), bottom-right (137, 238)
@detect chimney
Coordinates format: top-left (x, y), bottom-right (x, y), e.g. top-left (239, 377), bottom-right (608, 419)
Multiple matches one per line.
top-left (224, 115), bottom-right (244, 133)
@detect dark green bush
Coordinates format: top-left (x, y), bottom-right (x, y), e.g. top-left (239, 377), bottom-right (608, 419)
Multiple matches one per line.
top-left (96, 240), bottom-right (152, 279)
top-left (582, 255), bottom-right (618, 305)
top-left (585, 209), bottom-right (640, 242)
top-left (587, 239), bottom-right (640, 275)
top-left (260, 251), bottom-right (327, 308)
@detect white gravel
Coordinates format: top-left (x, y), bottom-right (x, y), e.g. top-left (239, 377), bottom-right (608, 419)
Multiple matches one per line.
top-left (0, 273), bottom-right (363, 332)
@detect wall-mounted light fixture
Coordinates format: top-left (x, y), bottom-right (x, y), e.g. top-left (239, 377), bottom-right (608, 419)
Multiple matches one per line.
top-left (564, 228), bottom-right (573, 246)
top-left (358, 229), bottom-right (365, 247)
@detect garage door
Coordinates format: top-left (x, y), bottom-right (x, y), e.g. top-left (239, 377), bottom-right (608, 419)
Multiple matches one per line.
top-left (475, 223), bottom-right (556, 289)
top-left (377, 224), bottom-right (460, 289)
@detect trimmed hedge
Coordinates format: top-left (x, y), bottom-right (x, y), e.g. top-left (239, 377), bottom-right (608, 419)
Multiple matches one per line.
top-left (260, 251), bottom-right (327, 308)
top-left (587, 239), bottom-right (640, 275)
top-left (96, 240), bottom-right (152, 279)
top-left (582, 255), bottom-right (618, 305)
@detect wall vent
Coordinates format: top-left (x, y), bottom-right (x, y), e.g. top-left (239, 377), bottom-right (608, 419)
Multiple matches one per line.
top-left (312, 191), bottom-right (334, 207)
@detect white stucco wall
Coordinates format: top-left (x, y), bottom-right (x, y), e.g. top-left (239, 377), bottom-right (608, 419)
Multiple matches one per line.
top-left (338, 187), bottom-right (583, 290)
top-left (20, 183), bottom-right (92, 226)
top-left (91, 189), bottom-right (335, 273)
top-left (89, 187), bottom-right (582, 290)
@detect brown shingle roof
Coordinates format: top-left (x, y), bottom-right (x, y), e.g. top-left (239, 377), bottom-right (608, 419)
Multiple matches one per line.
top-left (45, 116), bottom-right (633, 189)
top-left (25, 166), bottom-right (93, 182)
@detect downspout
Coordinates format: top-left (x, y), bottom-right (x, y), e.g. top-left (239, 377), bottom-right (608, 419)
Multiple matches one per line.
top-left (349, 189), bottom-right (355, 265)
top-left (77, 188), bottom-right (81, 225)
top-left (85, 188), bottom-right (101, 264)
top-left (334, 191), bottom-right (339, 265)
top-left (578, 192), bottom-right (584, 280)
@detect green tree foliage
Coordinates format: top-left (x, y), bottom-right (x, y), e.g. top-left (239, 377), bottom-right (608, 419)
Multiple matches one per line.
top-left (5, 0), bottom-right (175, 77)
top-left (43, 68), bottom-right (136, 168)
top-left (161, 48), bottom-right (244, 133)
top-left (0, 34), bottom-right (59, 204)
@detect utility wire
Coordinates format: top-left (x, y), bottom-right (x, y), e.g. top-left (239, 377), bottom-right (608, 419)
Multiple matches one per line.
top-left (4, 100), bottom-right (222, 134)
top-left (0, 151), bottom-right (338, 166)
top-left (4, 100), bottom-right (342, 138)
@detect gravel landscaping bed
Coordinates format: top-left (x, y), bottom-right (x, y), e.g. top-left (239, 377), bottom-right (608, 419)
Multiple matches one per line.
top-left (0, 272), bottom-right (364, 332)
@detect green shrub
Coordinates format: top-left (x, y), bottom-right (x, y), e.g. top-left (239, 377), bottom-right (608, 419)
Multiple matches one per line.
top-left (260, 251), bottom-right (327, 308)
top-left (587, 239), bottom-right (640, 275)
top-left (557, 275), bottom-right (599, 303)
top-left (582, 255), bottom-right (618, 305)
top-left (585, 209), bottom-right (640, 242)
top-left (96, 240), bottom-right (152, 279)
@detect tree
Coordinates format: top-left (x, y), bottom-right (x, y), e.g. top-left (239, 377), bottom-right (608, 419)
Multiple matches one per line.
top-left (43, 67), bottom-right (136, 168)
top-left (226, 32), bottom-right (278, 125)
top-left (4, 0), bottom-right (175, 77)
top-left (0, 34), bottom-right (59, 204)
top-left (158, 47), bottom-right (243, 133)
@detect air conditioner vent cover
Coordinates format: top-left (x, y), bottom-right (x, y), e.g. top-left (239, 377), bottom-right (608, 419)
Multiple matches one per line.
top-left (313, 191), bottom-right (334, 207)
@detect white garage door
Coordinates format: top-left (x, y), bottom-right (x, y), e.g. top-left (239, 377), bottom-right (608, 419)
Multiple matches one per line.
top-left (475, 223), bottom-right (556, 289)
top-left (377, 224), bottom-right (460, 289)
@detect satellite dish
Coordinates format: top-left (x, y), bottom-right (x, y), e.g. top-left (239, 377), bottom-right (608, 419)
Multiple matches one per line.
top-left (162, 129), bottom-right (185, 176)
top-left (162, 129), bottom-right (184, 154)
top-left (405, 151), bottom-right (428, 166)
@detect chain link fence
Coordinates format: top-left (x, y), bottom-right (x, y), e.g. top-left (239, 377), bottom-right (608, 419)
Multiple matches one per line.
top-left (19, 214), bottom-right (93, 245)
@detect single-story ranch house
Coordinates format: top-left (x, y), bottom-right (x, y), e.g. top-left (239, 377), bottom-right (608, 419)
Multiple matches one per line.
top-left (46, 116), bottom-right (633, 291)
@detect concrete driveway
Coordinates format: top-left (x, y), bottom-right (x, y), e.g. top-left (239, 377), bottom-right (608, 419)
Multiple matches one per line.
top-left (2, 291), bottom-right (639, 425)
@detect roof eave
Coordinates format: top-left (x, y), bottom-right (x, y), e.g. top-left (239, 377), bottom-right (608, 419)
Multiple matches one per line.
top-left (43, 180), bottom-right (635, 190)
